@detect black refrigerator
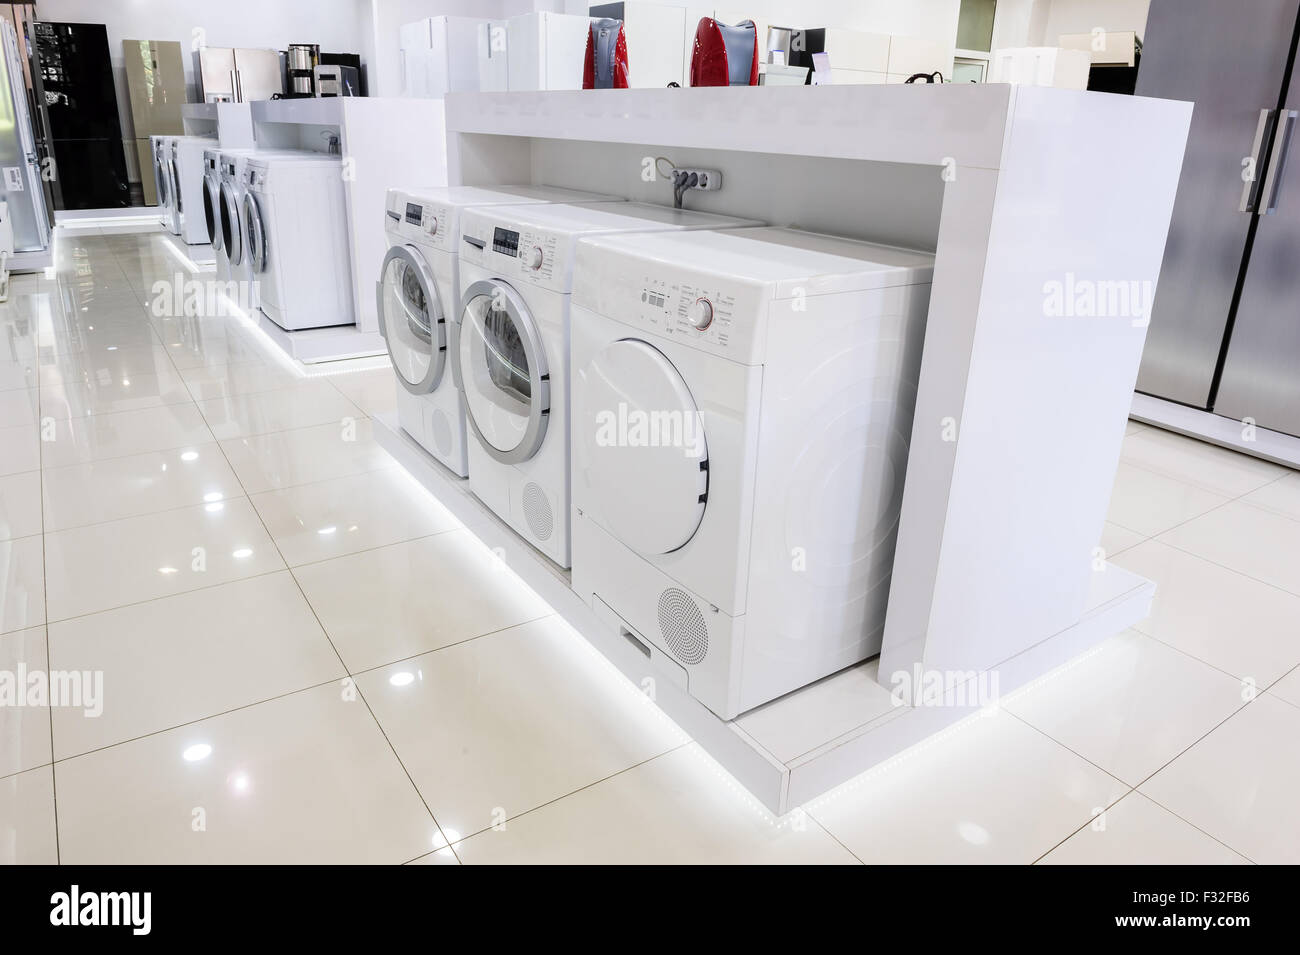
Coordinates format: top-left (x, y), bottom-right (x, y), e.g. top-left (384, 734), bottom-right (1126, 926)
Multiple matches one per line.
top-left (32, 21), bottom-right (130, 209)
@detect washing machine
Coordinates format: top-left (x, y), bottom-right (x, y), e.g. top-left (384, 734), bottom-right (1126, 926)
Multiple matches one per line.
top-left (153, 136), bottom-right (180, 234)
top-left (379, 185), bottom-right (622, 477)
top-left (455, 201), bottom-right (761, 568)
top-left (213, 149), bottom-right (255, 287)
top-left (242, 152), bottom-right (354, 331)
top-left (172, 135), bottom-right (216, 245)
top-left (569, 228), bottom-right (935, 719)
top-left (201, 150), bottom-right (225, 267)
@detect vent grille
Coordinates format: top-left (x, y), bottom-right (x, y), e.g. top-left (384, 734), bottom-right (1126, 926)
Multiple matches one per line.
top-left (430, 408), bottom-right (452, 456)
top-left (657, 588), bottom-right (708, 665)
top-left (522, 482), bottom-right (553, 541)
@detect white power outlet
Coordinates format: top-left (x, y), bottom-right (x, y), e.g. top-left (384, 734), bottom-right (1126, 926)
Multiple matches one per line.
top-left (672, 167), bottom-right (723, 191)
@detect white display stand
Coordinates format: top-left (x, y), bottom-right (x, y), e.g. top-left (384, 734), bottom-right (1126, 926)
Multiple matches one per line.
top-left (249, 97), bottom-right (450, 363)
top-left (375, 85), bottom-right (1192, 813)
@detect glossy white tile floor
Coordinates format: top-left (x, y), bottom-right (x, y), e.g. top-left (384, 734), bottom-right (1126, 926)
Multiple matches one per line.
top-left (1, 229), bottom-right (1298, 864)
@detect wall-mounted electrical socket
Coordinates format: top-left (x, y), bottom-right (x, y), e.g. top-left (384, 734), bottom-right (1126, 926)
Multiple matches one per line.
top-left (672, 167), bottom-right (723, 191)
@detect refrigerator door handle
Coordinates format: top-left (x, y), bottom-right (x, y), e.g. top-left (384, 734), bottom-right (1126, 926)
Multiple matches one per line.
top-left (1259, 108), bottom-right (1297, 215)
top-left (1240, 108), bottom-right (1276, 212)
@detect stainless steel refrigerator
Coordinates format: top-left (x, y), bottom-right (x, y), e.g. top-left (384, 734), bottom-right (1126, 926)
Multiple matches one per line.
top-left (1136, 0), bottom-right (1300, 438)
top-left (196, 46), bottom-right (282, 102)
top-left (0, 18), bottom-right (50, 266)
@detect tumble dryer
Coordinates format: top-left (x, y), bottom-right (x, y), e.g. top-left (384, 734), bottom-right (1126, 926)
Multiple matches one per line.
top-left (241, 152), bottom-right (354, 331)
top-left (454, 201), bottom-right (761, 569)
top-left (569, 228), bottom-right (934, 719)
top-left (379, 185), bottom-right (621, 477)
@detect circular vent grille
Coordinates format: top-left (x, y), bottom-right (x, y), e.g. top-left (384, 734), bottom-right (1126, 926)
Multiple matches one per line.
top-left (431, 408), bottom-right (452, 456)
top-left (522, 482), bottom-right (554, 541)
top-left (657, 588), bottom-right (708, 665)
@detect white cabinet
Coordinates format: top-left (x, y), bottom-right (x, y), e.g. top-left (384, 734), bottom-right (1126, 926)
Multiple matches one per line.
top-left (507, 11), bottom-right (593, 91)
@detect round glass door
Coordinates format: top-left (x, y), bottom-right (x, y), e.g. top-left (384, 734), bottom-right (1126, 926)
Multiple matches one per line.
top-left (219, 182), bottom-right (241, 266)
top-left (576, 339), bottom-right (708, 554)
top-left (457, 279), bottom-right (549, 464)
top-left (203, 178), bottom-right (221, 250)
top-left (378, 245), bottom-right (444, 393)
top-left (155, 158), bottom-right (169, 207)
top-left (170, 159), bottom-right (183, 213)
top-left (243, 192), bottom-right (266, 274)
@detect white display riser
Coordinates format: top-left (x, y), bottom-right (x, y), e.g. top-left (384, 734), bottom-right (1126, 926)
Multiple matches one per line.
top-left (374, 412), bottom-right (1154, 814)
top-left (1132, 393), bottom-right (1300, 470)
top-left (255, 314), bottom-right (385, 364)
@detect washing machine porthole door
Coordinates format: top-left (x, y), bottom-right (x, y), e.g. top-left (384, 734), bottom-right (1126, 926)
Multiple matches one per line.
top-left (219, 182), bottom-right (241, 266)
top-left (203, 178), bottom-right (221, 251)
top-left (155, 158), bottom-right (169, 208)
top-left (377, 244), bottom-right (444, 394)
top-left (458, 279), bottom-right (549, 464)
top-left (170, 158), bottom-right (183, 214)
top-left (243, 191), bottom-right (267, 274)
top-left (577, 338), bottom-right (708, 555)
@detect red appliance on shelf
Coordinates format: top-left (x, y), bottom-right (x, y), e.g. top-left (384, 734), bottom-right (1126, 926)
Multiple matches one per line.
top-left (583, 17), bottom-right (629, 89)
top-left (689, 17), bottom-right (759, 87)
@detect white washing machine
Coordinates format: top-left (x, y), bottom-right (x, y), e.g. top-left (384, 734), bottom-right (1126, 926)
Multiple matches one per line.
top-left (214, 149), bottom-right (256, 288)
top-left (242, 152), bottom-right (355, 331)
top-left (379, 184), bottom-right (622, 477)
top-left (455, 201), bottom-right (761, 568)
top-left (153, 136), bottom-right (180, 234)
top-left (569, 228), bottom-right (935, 719)
top-left (201, 149), bottom-right (224, 264)
top-left (173, 135), bottom-right (216, 245)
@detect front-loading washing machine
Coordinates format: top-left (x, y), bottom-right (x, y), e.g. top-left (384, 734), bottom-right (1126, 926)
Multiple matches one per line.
top-left (242, 152), bottom-right (355, 331)
top-left (172, 135), bottom-right (217, 245)
top-left (214, 149), bottom-right (256, 289)
top-left (455, 201), bottom-right (761, 568)
top-left (378, 184), bottom-right (622, 477)
top-left (569, 227), bottom-right (935, 719)
top-left (201, 149), bottom-right (224, 263)
top-left (153, 136), bottom-right (180, 234)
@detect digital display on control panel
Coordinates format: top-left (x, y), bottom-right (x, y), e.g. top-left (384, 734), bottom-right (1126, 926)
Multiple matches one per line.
top-left (493, 227), bottom-right (520, 257)
top-left (405, 203), bottom-right (422, 225)
top-left (642, 289), bottom-right (668, 308)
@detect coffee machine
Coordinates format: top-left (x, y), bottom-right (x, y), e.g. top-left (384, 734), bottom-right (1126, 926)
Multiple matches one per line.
top-left (286, 43), bottom-right (319, 96)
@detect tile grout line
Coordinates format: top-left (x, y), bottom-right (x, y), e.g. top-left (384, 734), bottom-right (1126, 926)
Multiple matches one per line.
top-left (194, 356), bottom-right (465, 864)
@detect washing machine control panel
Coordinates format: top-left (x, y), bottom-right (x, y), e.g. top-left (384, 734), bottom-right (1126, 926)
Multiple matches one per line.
top-left (629, 274), bottom-right (759, 359)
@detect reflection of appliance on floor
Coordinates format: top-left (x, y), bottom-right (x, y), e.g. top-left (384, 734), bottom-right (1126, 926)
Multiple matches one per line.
top-left (123, 39), bottom-right (185, 206)
top-left (242, 152), bottom-right (354, 331)
top-left (507, 11), bottom-right (592, 90)
top-left (400, 16), bottom-right (505, 97)
top-left (454, 201), bottom-right (760, 570)
top-left (0, 19), bottom-right (51, 272)
top-left (570, 227), bottom-right (935, 719)
top-left (32, 21), bottom-right (130, 209)
top-left (689, 17), bottom-right (759, 86)
top-left (379, 185), bottom-right (622, 478)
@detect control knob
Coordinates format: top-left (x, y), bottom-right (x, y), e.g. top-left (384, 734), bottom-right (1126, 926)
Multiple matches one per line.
top-left (526, 246), bottom-right (544, 271)
top-left (687, 297), bottom-right (713, 330)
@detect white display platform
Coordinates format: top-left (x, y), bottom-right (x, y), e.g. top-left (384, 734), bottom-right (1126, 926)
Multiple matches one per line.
top-left (389, 84), bottom-right (1192, 811)
top-left (255, 314), bottom-right (385, 365)
top-left (1132, 393), bottom-right (1300, 469)
top-left (376, 412), bottom-right (1154, 813)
